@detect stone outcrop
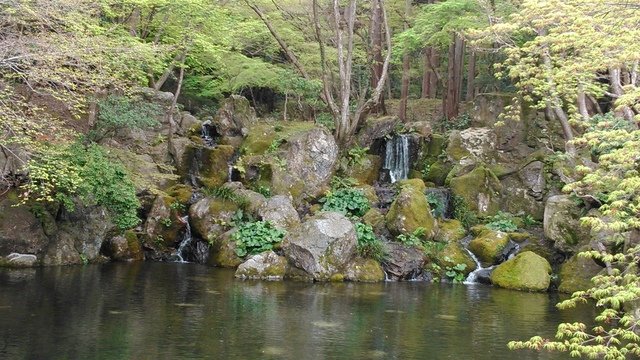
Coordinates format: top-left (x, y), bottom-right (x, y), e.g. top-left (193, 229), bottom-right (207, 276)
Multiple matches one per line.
top-left (491, 251), bottom-right (551, 292)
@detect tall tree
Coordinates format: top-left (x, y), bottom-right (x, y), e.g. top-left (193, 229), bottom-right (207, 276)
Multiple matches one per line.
top-left (398, 0), bottom-right (412, 122)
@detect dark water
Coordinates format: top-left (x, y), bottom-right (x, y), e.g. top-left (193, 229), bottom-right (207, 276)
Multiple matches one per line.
top-left (0, 263), bottom-right (589, 360)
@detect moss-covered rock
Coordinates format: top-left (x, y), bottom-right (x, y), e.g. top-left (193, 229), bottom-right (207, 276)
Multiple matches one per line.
top-left (558, 255), bottom-right (603, 294)
top-left (166, 184), bottom-right (193, 205)
top-left (198, 145), bottom-right (235, 188)
top-left (356, 184), bottom-right (379, 205)
top-left (424, 159), bottom-right (452, 186)
top-left (446, 128), bottom-right (497, 166)
top-left (397, 178), bottom-right (427, 193)
top-left (345, 258), bottom-right (386, 282)
top-left (450, 165), bottom-right (502, 217)
top-left (468, 228), bottom-right (510, 266)
top-left (435, 241), bottom-right (477, 276)
top-left (543, 195), bottom-right (589, 253)
top-left (103, 230), bottom-right (144, 262)
top-left (235, 251), bottom-right (289, 280)
top-left (435, 219), bottom-right (466, 243)
top-left (212, 95), bottom-right (257, 138)
top-left (189, 197), bottom-right (238, 242)
top-left (143, 195), bottom-right (186, 247)
top-left (344, 155), bottom-right (382, 185)
top-left (385, 187), bottom-right (436, 239)
top-left (242, 121), bottom-right (316, 155)
top-left (363, 208), bottom-right (386, 234)
top-left (208, 229), bottom-right (243, 268)
top-left (490, 251), bottom-right (551, 292)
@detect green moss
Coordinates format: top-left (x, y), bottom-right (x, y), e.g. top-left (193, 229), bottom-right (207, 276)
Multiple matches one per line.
top-left (468, 228), bottom-right (510, 265)
top-left (356, 185), bottom-right (379, 205)
top-left (490, 251), bottom-right (551, 292)
top-left (346, 258), bottom-right (385, 282)
top-left (435, 241), bottom-right (477, 276)
top-left (166, 184), bottom-right (193, 204)
top-left (436, 219), bottom-right (466, 243)
top-left (425, 159), bottom-right (452, 186)
top-left (242, 121), bottom-right (316, 155)
top-left (330, 273), bottom-right (345, 282)
top-left (557, 255), bottom-right (603, 294)
top-left (386, 187), bottom-right (435, 238)
top-left (344, 155), bottom-right (382, 185)
top-left (450, 165), bottom-right (502, 217)
top-left (397, 178), bottom-right (426, 193)
top-left (199, 145), bottom-right (235, 188)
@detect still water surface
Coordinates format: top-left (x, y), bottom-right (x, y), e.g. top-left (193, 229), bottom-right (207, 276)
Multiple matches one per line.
top-left (0, 263), bottom-right (589, 359)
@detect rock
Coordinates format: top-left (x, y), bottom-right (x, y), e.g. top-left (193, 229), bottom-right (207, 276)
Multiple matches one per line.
top-left (355, 116), bottom-right (399, 148)
top-left (235, 251), bottom-right (289, 280)
top-left (558, 255), bottom-right (602, 294)
top-left (519, 161), bottom-right (546, 199)
top-left (180, 144), bottom-right (235, 188)
top-left (435, 241), bottom-right (477, 276)
top-left (500, 176), bottom-right (545, 220)
top-left (402, 121), bottom-right (432, 138)
top-left (282, 212), bottom-right (357, 281)
top-left (446, 128), bottom-right (497, 166)
top-left (166, 184), bottom-right (194, 205)
top-left (382, 242), bottom-right (429, 281)
top-left (491, 251), bottom-right (551, 292)
top-left (386, 186), bottom-right (436, 239)
top-left (356, 184), bottom-right (379, 205)
top-left (450, 165), bottom-right (502, 217)
top-left (345, 258), bottom-right (386, 282)
top-left (343, 155), bottom-right (382, 185)
top-left (435, 219), bottom-right (466, 243)
top-left (363, 208), bottom-right (386, 235)
top-left (543, 195), bottom-right (589, 253)
top-left (212, 95), bottom-right (257, 138)
top-left (102, 231), bottom-right (144, 262)
top-left (223, 182), bottom-right (267, 216)
top-left (0, 192), bottom-right (49, 258)
top-left (3, 253), bottom-right (38, 267)
top-left (144, 196), bottom-right (185, 247)
top-left (397, 178), bottom-right (427, 193)
top-left (189, 197), bottom-right (238, 242)
top-left (424, 159), bottom-right (452, 186)
top-left (468, 228), bottom-right (510, 266)
top-left (257, 195), bottom-right (300, 230)
top-left (208, 230), bottom-right (243, 268)
top-left (179, 112), bottom-right (201, 135)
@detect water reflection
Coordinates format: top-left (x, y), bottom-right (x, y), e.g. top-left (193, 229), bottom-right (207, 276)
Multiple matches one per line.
top-left (0, 263), bottom-right (589, 359)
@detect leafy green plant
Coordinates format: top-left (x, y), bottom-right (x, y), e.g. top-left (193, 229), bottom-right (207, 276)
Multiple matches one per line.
top-left (444, 259), bottom-right (467, 283)
top-left (420, 163), bottom-right (431, 179)
top-left (397, 227), bottom-right (427, 247)
top-left (316, 112), bottom-right (335, 131)
top-left (346, 145), bottom-right (369, 166)
top-left (252, 184), bottom-right (272, 198)
top-left (266, 138), bottom-right (284, 153)
top-left (159, 218), bottom-right (172, 228)
top-left (169, 202), bottom-right (186, 212)
top-left (426, 192), bottom-right (446, 218)
top-left (330, 176), bottom-right (359, 190)
top-left (232, 221), bottom-right (285, 257)
top-left (423, 241), bottom-right (445, 257)
top-left (202, 186), bottom-right (249, 208)
top-left (320, 188), bottom-right (370, 217)
top-left (486, 211), bottom-right (518, 232)
top-left (521, 214), bottom-right (538, 228)
top-left (88, 95), bottom-right (161, 142)
top-left (355, 222), bottom-right (386, 262)
top-left (452, 195), bottom-right (478, 228)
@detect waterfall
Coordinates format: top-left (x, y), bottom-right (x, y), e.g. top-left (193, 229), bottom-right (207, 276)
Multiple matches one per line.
top-left (462, 236), bottom-right (495, 284)
top-left (201, 120), bottom-right (216, 147)
top-left (383, 135), bottom-right (410, 183)
top-left (175, 216), bottom-right (193, 263)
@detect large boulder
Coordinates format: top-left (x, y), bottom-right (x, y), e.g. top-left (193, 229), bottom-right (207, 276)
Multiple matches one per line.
top-left (189, 197), bottom-right (238, 242)
top-left (102, 231), bottom-right (144, 262)
top-left (212, 95), bottom-right (257, 138)
top-left (143, 196), bottom-right (186, 247)
top-left (543, 195), bottom-right (589, 253)
top-left (385, 186), bottom-right (436, 239)
top-left (435, 219), bottom-right (466, 243)
top-left (282, 212), bottom-right (357, 281)
top-left (468, 228), bottom-right (510, 266)
top-left (235, 251), bottom-right (288, 280)
top-left (446, 128), bottom-right (497, 166)
top-left (435, 241), bottom-right (477, 277)
top-left (450, 165), bottom-right (502, 217)
top-left (355, 116), bottom-right (399, 148)
top-left (491, 251), bottom-right (552, 292)
top-left (208, 229), bottom-right (244, 268)
top-left (179, 144), bottom-right (235, 188)
top-left (343, 154), bottom-right (382, 185)
top-left (0, 192), bottom-right (49, 261)
top-left (558, 255), bottom-right (603, 294)
top-left (383, 242), bottom-right (429, 281)
top-left (257, 195), bottom-right (300, 230)
top-left (222, 182), bottom-right (267, 216)
top-left (344, 258), bottom-right (386, 282)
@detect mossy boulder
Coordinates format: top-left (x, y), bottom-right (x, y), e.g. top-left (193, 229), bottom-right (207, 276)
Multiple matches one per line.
top-left (450, 165), bottom-right (502, 217)
top-left (385, 186), bottom-right (436, 239)
top-left (490, 251), bottom-right (551, 292)
top-left (344, 155), bottom-right (382, 185)
top-left (436, 219), bottom-right (466, 243)
top-left (242, 121), bottom-right (316, 155)
top-left (435, 241), bottom-right (477, 276)
top-left (0, 191), bottom-right (49, 259)
top-left (355, 115), bottom-right (399, 148)
top-left (212, 95), bottom-right (257, 138)
top-left (424, 159), bottom-right (452, 186)
top-left (468, 228), bottom-right (510, 266)
top-left (543, 195), bottom-right (589, 253)
top-left (345, 258), bottom-right (386, 282)
top-left (143, 195), bottom-right (186, 247)
top-left (558, 255), bottom-right (603, 294)
top-left (102, 230), bottom-right (144, 262)
top-left (397, 178), bottom-right (427, 193)
top-left (363, 208), bottom-right (386, 234)
top-left (166, 184), bottom-right (193, 205)
top-left (356, 184), bottom-right (379, 205)
top-left (189, 197), bottom-right (238, 242)
top-left (257, 195), bottom-right (300, 231)
top-left (235, 251), bottom-right (289, 280)
top-left (208, 229), bottom-right (243, 268)
top-left (446, 128), bottom-right (497, 166)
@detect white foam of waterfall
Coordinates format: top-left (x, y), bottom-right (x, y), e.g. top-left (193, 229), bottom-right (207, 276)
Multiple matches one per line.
top-left (175, 216), bottom-right (192, 263)
top-left (384, 135), bottom-right (410, 183)
top-left (462, 237), bottom-right (495, 284)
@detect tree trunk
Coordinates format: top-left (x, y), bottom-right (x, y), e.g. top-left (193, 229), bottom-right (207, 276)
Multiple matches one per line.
top-left (577, 83), bottom-right (590, 121)
top-left (609, 67), bottom-right (636, 123)
top-left (421, 48), bottom-right (431, 98)
top-left (398, 0), bottom-right (411, 122)
top-left (443, 33), bottom-right (462, 119)
top-left (466, 50), bottom-right (476, 101)
top-left (454, 36), bottom-right (464, 105)
top-left (370, 0), bottom-right (386, 114)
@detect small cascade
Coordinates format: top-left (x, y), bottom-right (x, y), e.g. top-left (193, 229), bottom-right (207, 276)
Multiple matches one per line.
top-left (175, 216), bottom-right (193, 263)
top-left (462, 236), bottom-right (521, 284)
top-left (201, 120), bottom-right (216, 147)
top-left (383, 135), bottom-right (410, 183)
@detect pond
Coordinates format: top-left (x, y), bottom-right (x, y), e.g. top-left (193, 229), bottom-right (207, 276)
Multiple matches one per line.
top-left (0, 263), bottom-right (590, 359)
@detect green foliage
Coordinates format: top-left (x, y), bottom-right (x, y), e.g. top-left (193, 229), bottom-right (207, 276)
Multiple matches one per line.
top-left (486, 211), bottom-right (518, 232)
top-left (316, 112), bottom-right (336, 131)
top-left (320, 188), bottom-right (370, 217)
top-left (346, 146), bottom-right (369, 166)
top-left (159, 218), bottom-right (172, 228)
top-left (22, 143), bottom-right (141, 229)
top-left (426, 192), bottom-right (447, 218)
top-left (252, 184), bottom-right (272, 198)
top-left (202, 186), bottom-right (249, 208)
top-left (330, 176), bottom-right (359, 190)
top-left (423, 241), bottom-right (446, 257)
top-left (266, 138), bottom-right (285, 153)
top-left (169, 202), bottom-right (186, 213)
top-left (232, 221), bottom-right (285, 258)
top-left (436, 113), bottom-right (472, 132)
top-left (397, 227), bottom-right (427, 247)
top-left (88, 95), bottom-right (161, 142)
top-left (444, 258), bottom-right (467, 283)
top-left (355, 222), bottom-right (386, 262)
top-left (521, 214), bottom-right (538, 228)
top-left (452, 195), bottom-right (478, 228)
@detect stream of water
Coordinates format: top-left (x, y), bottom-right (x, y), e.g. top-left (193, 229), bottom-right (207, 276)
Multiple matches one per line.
top-left (0, 263), bottom-right (590, 359)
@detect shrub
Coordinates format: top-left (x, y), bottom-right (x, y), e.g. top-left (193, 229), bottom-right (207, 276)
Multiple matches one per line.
top-left (397, 227), bottom-right (427, 247)
top-left (320, 188), bottom-right (370, 217)
top-left (232, 221), bottom-right (285, 258)
top-left (355, 222), bottom-right (386, 262)
top-left (486, 211), bottom-right (518, 232)
top-left (444, 259), bottom-right (467, 283)
top-left (452, 195), bottom-right (478, 228)
top-left (88, 95), bottom-right (161, 142)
